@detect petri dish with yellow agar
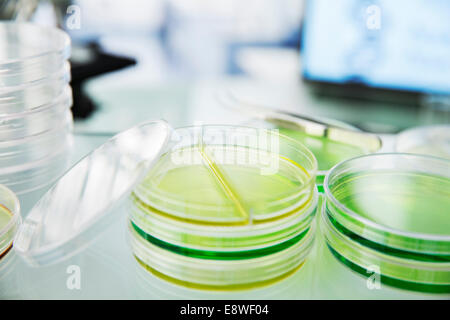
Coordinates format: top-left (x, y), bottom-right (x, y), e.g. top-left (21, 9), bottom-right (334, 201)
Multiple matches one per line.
top-left (129, 125), bottom-right (318, 289)
top-left (0, 184), bottom-right (20, 260)
top-left (321, 153), bottom-right (450, 293)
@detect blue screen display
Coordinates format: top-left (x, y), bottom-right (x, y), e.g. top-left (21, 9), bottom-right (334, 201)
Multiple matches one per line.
top-left (301, 0), bottom-right (450, 94)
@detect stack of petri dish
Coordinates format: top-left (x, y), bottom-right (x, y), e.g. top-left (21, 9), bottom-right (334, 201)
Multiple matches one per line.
top-left (0, 22), bottom-right (73, 205)
top-left (321, 154), bottom-right (450, 294)
top-left (129, 125), bottom-right (319, 290)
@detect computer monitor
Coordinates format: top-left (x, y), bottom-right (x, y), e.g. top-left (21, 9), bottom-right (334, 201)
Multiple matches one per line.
top-left (301, 0), bottom-right (450, 100)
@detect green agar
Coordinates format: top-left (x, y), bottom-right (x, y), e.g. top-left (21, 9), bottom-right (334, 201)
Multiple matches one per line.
top-left (327, 244), bottom-right (450, 294)
top-left (130, 219), bottom-right (310, 260)
top-left (330, 171), bottom-right (450, 236)
top-left (278, 128), bottom-right (370, 172)
top-left (134, 145), bottom-right (312, 225)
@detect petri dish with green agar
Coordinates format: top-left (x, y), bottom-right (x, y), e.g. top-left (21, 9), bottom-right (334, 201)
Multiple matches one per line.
top-left (0, 184), bottom-right (20, 260)
top-left (277, 123), bottom-right (377, 190)
top-left (321, 153), bottom-right (450, 293)
top-left (217, 90), bottom-right (382, 191)
top-left (129, 125), bottom-right (319, 290)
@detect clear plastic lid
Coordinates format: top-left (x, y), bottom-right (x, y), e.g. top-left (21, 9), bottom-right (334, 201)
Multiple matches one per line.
top-left (0, 112), bottom-right (73, 174)
top-left (0, 86), bottom-right (72, 141)
top-left (14, 120), bottom-right (170, 266)
top-left (0, 60), bottom-right (71, 94)
top-left (0, 22), bottom-right (70, 87)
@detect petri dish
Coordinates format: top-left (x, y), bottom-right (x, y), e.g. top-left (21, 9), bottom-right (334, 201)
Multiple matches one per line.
top-left (322, 153), bottom-right (450, 293)
top-left (0, 137), bottom-right (73, 196)
top-left (278, 126), bottom-right (373, 188)
top-left (0, 22), bottom-right (70, 87)
top-left (396, 125), bottom-right (450, 160)
top-left (0, 22), bottom-right (73, 201)
top-left (0, 86), bottom-right (72, 141)
top-left (130, 125), bottom-right (318, 289)
top-left (14, 120), bottom-right (171, 266)
top-left (0, 112), bottom-right (73, 170)
top-left (0, 184), bottom-right (20, 259)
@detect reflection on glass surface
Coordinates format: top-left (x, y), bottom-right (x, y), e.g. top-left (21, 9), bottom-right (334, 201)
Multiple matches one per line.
top-left (132, 251), bottom-right (316, 300)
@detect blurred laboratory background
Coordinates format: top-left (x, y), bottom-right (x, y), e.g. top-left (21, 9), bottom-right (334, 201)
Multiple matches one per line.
top-left (1, 0), bottom-right (450, 133)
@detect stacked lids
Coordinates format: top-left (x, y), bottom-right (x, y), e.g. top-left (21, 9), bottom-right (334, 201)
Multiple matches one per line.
top-left (0, 22), bottom-right (73, 195)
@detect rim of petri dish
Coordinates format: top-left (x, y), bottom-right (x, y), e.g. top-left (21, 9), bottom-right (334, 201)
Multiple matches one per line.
top-left (0, 22), bottom-right (70, 66)
top-left (320, 206), bottom-right (450, 293)
top-left (0, 86), bottom-right (72, 123)
top-left (0, 110), bottom-right (72, 149)
top-left (0, 184), bottom-right (21, 257)
top-left (0, 60), bottom-right (70, 95)
top-left (243, 118), bottom-right (366, 177)
top-left (129, 189), bottom-right (318, 252)
top-left (134, 125), bottom-right (318, 225)
top-left (129, 221), bottom-right (316, 290)
top-left (0, 141), bottom-right (72, 195)
top-left (324, 153), bottom-right (450, 252)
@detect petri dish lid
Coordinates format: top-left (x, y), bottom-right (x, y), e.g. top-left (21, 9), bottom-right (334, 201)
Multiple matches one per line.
top-left (396, 125), bottom-right (450, 160)
top-left (14, 120), bottom-right (170, 266)
top-left (0, 22), bottom-right (70, 80)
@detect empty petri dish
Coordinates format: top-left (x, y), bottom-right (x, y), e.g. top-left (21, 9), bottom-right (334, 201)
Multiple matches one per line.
top-left (322, 153), bottom-right (450, 293)
top-left (0, 184), bottom-right (20, 259)
top-left (0, 22), bottom-right (70, 87)
top-left (130, 125), bottom-right (318, 289)
top-left (0, 112), bottom-right (73, 170)
top-left (396, 125), bottom-right (450, 160)
top-left (0, 86), bottom-right (72, 141)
